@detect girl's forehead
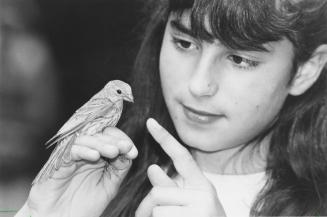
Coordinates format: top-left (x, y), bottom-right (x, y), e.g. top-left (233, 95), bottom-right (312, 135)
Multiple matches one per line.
top-left (169, 11), bottom-right (191, 26)
top-left (168, 11), bottom-right (277, 53)
top-left (169, 11), bottom-right (210, 33)
top-left (168, 0), bottom-right (293, 52)
top-left (168, 11), bottom-right (216, 44)
top-left (168, 10), bottom-right (287, 54)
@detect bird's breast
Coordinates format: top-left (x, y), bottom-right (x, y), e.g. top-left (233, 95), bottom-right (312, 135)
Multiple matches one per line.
top-left (80, 104), bottom-right (122, 135)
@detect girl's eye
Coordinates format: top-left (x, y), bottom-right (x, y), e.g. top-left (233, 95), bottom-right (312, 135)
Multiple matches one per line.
top-left (228, 55), bottom-right (259, 69)
top-left (172, 37), bottom-right (198, 51)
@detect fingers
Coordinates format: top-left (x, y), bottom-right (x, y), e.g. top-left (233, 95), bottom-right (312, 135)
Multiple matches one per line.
top-left (71, 128), bottom-right (138, 162)
top-left (147, 164), bottom-right (176, 187)
top-left (71, 145), bottom-right (100, 161)
top-left (136, 185), bottom-right (223, 217)
top-left (152, 206), bottom-right (188, 217)
top-left (102, 127), bottom-right (139, 159)
top-left (146, 118), bottom-right (205, 185)
top-left (136, 187), bottom-right (211, 217)
top-left (135, 187), bottom-right (192, 217)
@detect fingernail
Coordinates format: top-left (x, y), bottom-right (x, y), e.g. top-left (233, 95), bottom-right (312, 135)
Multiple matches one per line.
top-left (126, 145), bottom-right (138, 159)
top-left (147, 118), bottom-right (160, 130)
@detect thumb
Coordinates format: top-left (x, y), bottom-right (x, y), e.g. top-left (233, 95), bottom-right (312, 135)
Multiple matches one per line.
top-left (147, 164), bottom-right (176, 187)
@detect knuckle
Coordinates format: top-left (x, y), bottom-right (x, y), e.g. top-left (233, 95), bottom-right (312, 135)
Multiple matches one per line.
top-left (102, 144), bottom-right (118, 157)
top-left (107, 146), bottom-right (119, 158)
top-left (103, 126), bottom-right (116, 135)
top-left (152, 207), bottom-right (160, 217)
top-left (71, 145), bottom-right (80, 155)
top-left (71, 146), bottom-right (81, 160)
top-left (71, 144), bottom-right (78, 152)
top-left (149, 186), bottom-right (160, 201)
top-left (103, 126), bottom-right (128, 139)
top-left (174, 150), bottom-right (192, 163)
top-left (74, 135), bottom-right (89, 145)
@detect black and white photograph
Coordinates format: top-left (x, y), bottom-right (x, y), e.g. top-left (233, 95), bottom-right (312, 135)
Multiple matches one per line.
top-left (1, 0), bottom-right (327, 216)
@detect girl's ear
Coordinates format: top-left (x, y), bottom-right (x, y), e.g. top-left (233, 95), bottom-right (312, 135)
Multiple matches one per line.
top-left (289, 44), bottom-right (327, 96)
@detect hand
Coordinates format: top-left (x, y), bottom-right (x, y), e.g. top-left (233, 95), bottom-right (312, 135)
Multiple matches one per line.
top-left (135, 118), bottom-right (226, 217)
top-left (22, 127), bottom-right (138, 217)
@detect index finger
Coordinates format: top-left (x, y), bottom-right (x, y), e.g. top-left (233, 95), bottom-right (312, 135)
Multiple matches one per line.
top-left (146, 118), bottom-right (206, 185)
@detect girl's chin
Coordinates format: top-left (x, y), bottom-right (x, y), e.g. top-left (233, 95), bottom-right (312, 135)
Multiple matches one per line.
top-left (176, 126), bottom-right (244, 152)
top-left (177, 131), bottom-right (220, 151)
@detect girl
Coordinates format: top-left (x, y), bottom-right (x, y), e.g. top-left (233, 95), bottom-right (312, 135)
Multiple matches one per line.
top-left (16, 0), bottom-right (327, 216)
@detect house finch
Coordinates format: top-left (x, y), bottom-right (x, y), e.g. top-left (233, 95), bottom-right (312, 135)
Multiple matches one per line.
top-left (32, 80), bottom-right (133, 185)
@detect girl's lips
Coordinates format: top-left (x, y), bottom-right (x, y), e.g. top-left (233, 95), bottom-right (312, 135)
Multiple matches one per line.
top-left (182, 105), bottom-right (224, 124)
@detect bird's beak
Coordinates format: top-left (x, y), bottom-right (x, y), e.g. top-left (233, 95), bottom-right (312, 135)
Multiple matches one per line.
top-left (124, 94), bottom-right (134, 103)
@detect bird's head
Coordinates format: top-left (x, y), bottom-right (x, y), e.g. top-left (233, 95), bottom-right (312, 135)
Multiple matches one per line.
top-left (104, 80), bottom-right (134, 103)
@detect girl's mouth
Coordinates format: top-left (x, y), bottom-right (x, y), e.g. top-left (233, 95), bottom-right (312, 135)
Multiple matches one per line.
top-left (182, 104), bottom-right (224, 124)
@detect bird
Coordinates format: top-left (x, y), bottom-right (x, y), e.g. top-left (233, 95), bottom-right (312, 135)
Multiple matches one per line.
top-left (32, 80), bottom-right (134, 185)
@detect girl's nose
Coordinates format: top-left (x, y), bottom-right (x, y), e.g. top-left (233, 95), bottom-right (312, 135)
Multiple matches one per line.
top-left (188, 56), bottom-right (219, 98)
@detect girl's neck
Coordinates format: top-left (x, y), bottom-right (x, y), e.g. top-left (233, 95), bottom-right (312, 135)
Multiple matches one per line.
top-left (192, 136), bottom-right (270, 175)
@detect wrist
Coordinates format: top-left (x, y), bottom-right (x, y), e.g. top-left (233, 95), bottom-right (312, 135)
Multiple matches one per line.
top-left (14, 202), bottom-right (32, 217)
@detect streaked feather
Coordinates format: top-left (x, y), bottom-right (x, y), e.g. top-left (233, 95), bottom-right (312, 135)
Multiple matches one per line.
top-left (45, 102), bottom-right (114, 148)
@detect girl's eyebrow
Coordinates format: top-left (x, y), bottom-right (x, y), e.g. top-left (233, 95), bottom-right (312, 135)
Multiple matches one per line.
top-left (170, 19), bottom-right (196, 38)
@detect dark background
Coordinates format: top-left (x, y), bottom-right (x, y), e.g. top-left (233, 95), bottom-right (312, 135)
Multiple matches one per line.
top-left (0, 0), bottom-right (144, 212)
top-left (37, 0), bottom-right (142, 114)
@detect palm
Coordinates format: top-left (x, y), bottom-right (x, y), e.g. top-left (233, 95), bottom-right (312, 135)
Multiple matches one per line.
top-left (29, 157), bottom-right (131, 217)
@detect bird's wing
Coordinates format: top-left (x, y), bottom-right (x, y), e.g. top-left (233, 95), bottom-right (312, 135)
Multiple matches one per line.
top-left (46, 97), bottom-right (114, 147)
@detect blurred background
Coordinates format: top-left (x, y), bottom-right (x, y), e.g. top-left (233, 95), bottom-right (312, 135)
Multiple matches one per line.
top-left (0, 0), bottom-right (143, 215)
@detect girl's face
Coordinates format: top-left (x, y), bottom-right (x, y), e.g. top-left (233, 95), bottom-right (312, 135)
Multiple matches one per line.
top-left (159, 13), bottom-right (294, 152)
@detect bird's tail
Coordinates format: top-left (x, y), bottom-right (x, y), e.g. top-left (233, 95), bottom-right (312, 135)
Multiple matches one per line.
top-left (32, 135), bottom-right (76, 185)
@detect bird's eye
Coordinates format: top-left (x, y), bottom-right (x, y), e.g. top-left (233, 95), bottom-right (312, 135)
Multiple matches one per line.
top-left (116, 89), bottom-right (122, 94)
